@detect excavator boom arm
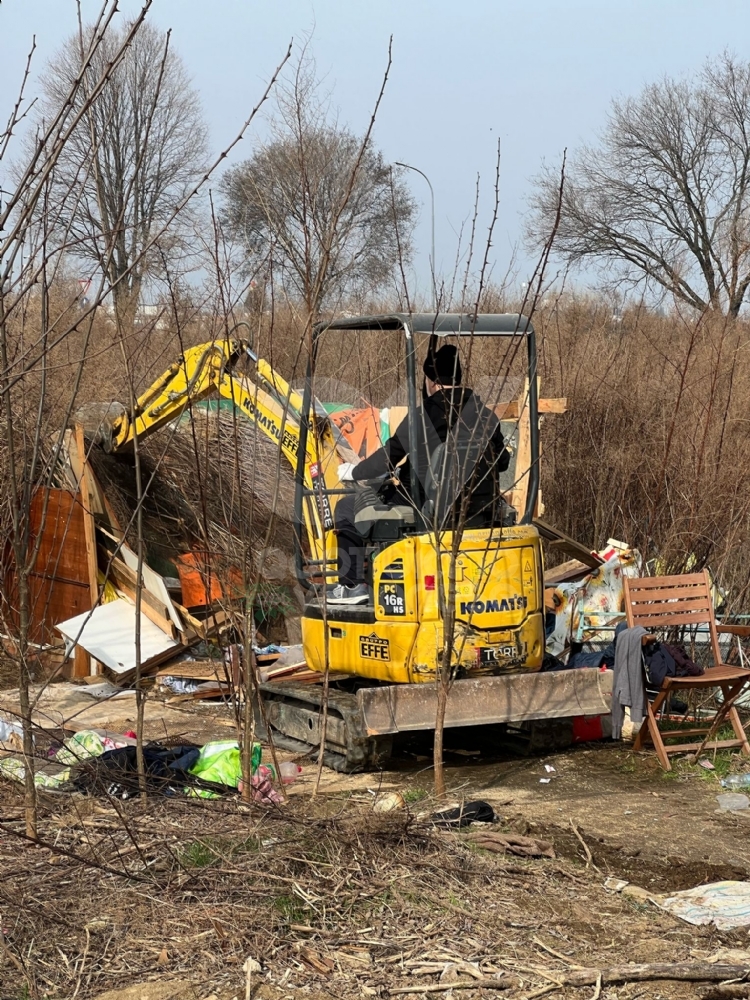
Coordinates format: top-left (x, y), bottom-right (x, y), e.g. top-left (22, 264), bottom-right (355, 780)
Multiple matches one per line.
top-left (106, 337), bottom-right (343, 569)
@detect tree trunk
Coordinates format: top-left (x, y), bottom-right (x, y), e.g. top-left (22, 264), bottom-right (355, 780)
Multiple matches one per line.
top-left (434, 540), bottom-right (458, 800)
top-left (16, 571), bottom-right (37, 839)
top-left (113, 277), bottom-right (141, 335)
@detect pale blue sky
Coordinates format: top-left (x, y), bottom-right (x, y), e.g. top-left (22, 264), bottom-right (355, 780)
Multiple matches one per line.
top-left (3, 0), bottom-right (749, 296)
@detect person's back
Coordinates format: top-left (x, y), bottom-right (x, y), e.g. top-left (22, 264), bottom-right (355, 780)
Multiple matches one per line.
top-left (328, 345), bottom-right (509, 603)
top-left (422, 384), bottom-right (509, 527)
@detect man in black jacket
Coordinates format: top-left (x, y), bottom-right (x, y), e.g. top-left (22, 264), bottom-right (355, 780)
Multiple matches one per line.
top-left (327, 344), bottom-right (510, 604)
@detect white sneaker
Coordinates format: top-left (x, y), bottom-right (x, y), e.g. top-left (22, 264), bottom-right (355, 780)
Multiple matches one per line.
top-left (326, 584), bottom-right (369, 605)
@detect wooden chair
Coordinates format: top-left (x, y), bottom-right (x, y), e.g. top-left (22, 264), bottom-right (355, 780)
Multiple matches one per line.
top-left (623, 571), bottom-right (750, 770)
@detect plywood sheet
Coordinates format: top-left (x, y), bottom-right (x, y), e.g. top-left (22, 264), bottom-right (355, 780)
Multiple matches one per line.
top-left (56, 599), bottom-right (178, 676)
top-left (23, 489), bottom-right (91, 645)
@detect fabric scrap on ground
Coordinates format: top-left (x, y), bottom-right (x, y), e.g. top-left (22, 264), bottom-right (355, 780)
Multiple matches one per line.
top-left (461, 831), bottom-right (556, 858)
top-left (655, 881), bottom-right (750, 929)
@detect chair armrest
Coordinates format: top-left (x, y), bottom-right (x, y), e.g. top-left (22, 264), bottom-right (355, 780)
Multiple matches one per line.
top-left (717, 625), bottom-right (750, 637)
top-left (642, 634), bottom-right (657, 644)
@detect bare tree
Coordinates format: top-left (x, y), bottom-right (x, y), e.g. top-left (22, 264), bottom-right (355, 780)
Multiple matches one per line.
top-left (0, 1), bottom-right (290, 837)
top-left (220, 51), bottom-right (416, 319)
top-left (30, 18), bottom-right (208, 328)
top-left (530, 53), bottom-right (750, 317)
top-left (0, 4), bottom-right (158, 841)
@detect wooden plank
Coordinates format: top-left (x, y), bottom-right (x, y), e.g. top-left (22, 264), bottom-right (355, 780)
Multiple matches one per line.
top-left (68, 426), bottom-right (104, 517)
top-left (627, 579), bottom-right (707, 594)
top-left (659, 739), bottom-right (745, 753)
top-left (173, 602), bottom-right (229, 639)
top-left (111, 577), bottom-right (178, 640)
top-left (628, 610), bottom-right (715, 628)
top-left (717, 624), bottom-right (750, 637)
top-left (23, 489), bottom-right (91, 648)
top-left (629, 588), bottom-right (710, 604)
top-left (494, 397), bottom-right (567, 420)
top-left (626, 573), bottom-right (706, 589)
top-left (99, 526), bottom-right (184, 633)
top-left (508, 378), bottom-right (531, 517)
top-left (74, 425), bottom-right (100, 679)
top-left (627, 597), bottom-right (713, 616)
top-left (154, 660), bottom-right (224, 681)
top-left (109, 557), bottom-right (171, 618)
top-left (533, 518), bottom-right (603, 569)
top-left (544, 558), bottom-right (591, 585)
top-left (388, 406), bottom-right (408, 438)
top-left (73, 644), bottom-right (90, 679)
top-left (656, 728), bottom-right (712, 739)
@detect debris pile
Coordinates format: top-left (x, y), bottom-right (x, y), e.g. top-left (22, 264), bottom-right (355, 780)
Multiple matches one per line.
top-left (1, 411), bottom-right (305, 697)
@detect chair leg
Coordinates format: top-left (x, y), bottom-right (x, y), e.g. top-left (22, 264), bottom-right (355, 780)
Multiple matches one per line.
top-left (634, 702), bottom-right (672, 770)
top-left (633, 687), bottom-right (668, 750)
top-left (693, 681), bottom-right (750, 759)
top-left (728, 706), bottom-right (750, 757)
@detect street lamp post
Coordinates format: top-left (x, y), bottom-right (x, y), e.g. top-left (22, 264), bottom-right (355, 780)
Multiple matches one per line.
top-left (395, 161), bottom-right (436, 311)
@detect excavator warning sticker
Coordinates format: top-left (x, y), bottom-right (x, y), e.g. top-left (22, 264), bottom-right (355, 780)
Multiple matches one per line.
top-left (359, 633), bottom-right (391, 660)
top-left (379, 583), bottom-right (406, 616)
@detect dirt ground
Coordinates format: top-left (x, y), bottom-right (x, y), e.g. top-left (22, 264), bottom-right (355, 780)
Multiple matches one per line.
top-left (2, 685), bottom-right (750, 1000)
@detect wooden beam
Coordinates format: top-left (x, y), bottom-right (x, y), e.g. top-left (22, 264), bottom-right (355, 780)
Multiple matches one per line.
top-left (534, 518), bottom-right (604, 569)
top-left (108, 557), bottom-right (178, 640)
top-left (73, 424), bottom-right (99, 677)
top-left (495, 397), bottom-right (567, 420)
top-left (544, 558), bottom-right (593, 585)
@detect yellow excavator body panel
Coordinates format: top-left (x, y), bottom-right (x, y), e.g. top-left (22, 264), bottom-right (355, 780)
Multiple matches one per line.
top-left (103, 333), bottom-right (546, 690)
top-left (301, 523), bottom-right (545, 683)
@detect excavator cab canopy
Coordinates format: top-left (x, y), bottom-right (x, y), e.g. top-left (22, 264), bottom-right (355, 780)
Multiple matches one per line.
top-left (297, 312), bottom-right (539, 526)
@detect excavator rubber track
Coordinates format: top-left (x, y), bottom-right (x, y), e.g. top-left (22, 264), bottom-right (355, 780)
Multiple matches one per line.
top-left (257, 681), bottom-right (393, 772)
top-left (257, 668), bottom-right (613, 772)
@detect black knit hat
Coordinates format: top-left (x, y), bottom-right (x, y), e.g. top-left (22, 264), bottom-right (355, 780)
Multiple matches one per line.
top-left (423, 344), bottom-right (462, 385)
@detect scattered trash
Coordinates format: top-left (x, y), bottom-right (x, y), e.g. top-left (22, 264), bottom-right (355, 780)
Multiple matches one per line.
top-left (544, 764), bottom-right (556, 773)
top-left (655, 881), bottom-right (750, 929)
top-left (716, 792), bottom-right (750, 812)
top-left (720, 774), bottom-right (750, 788)
top-left (279, 761), bottom-right (302, 784)
top-left (0, 715), bottom-right (24, 749)
top-left (463, 831), bottom-right (555, 858)
top-left (373, 791), bottom-right (406, 813)
top-left (604, 877), bottom-right (630, 892)
top-left (698, 759), bottom-right (716, 771)
top-left (0, 727), bottom-right (286, 804)
top-left (539, 777), bottom-right (551, 784)
top-left (79, 681), bottom-right (134, 700)
top-left (431, 800), bottom-right (495, 828)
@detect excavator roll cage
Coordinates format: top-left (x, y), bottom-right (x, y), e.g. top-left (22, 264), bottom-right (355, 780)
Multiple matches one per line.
top-left (293, 312), bottom-right (540, 585)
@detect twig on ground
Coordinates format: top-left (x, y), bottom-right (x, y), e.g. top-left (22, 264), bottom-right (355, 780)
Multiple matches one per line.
top-left (569, 818), bottom-right (598, 870)
top-left (562, 963), bottom-right (750, 986)
top-left (532, 936), bottom-right (584, 968)
top-left (388, 981), bottom-right (510, 994)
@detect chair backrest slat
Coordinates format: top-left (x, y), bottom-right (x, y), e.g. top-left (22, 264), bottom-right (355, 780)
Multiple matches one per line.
top-left (623, 569), bottom-right (720, 667)
top-left (625, 572), bottom-right (705, 590)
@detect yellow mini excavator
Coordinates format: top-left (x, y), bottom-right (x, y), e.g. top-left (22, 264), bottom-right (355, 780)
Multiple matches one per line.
top-left (102, 314), bottom-right (611, 770)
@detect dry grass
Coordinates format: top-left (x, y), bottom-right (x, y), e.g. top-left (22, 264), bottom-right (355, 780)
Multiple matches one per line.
top-left (533, 299), bottom-right (750, 607)
top-left (0, 777), bottom-right (736, 1000)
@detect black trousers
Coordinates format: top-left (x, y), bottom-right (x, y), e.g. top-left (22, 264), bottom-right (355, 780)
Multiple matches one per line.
top-left (333, 492), bottom-right (365, 587)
